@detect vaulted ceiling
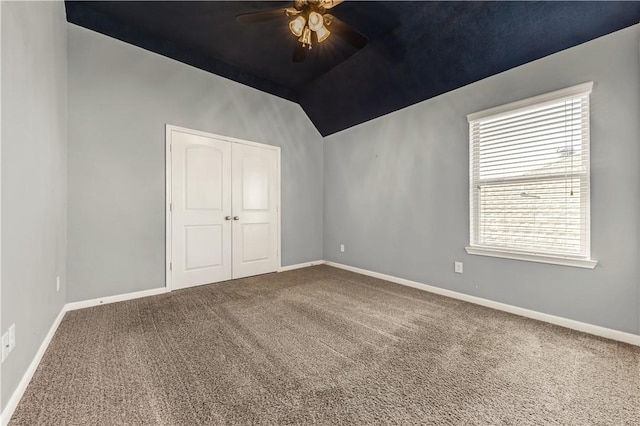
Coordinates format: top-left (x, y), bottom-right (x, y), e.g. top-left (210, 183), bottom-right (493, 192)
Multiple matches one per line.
top-left (65, 1), bottom-right (640, 136)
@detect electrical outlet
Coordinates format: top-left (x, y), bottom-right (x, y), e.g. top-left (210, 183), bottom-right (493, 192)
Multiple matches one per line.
top-left (1, 332), bottom-right (9, 362)
top-left (454, 262), bottom-right (463, 274)
top-left (9, 324), bottom-right (15, 351)
top-left (340, 244), bottom-right (345, 253)
top-left (56, 276), bottom-right (60, 292)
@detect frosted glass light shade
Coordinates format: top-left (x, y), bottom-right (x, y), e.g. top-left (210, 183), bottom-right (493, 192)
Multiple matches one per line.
top-left (308, 11), bottom-right (323, 31)
top-left (289, 16), bottom-right (306, 37)
top-left (316, 25), bottom-right (330, 42)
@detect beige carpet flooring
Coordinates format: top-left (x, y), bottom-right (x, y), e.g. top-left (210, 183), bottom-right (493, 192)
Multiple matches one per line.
top-left (10, 265), bottom-right (640, 425)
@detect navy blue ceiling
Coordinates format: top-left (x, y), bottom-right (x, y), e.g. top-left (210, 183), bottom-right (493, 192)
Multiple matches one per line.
top-left (65, 1), bottom-right (640, 136)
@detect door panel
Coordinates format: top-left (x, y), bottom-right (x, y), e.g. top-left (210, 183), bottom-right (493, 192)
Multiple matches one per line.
top-left (171, 130), bottom-right (232, 289)
top-left (241, 156), bottom-right (269, 210)
top-left (185, 147), bottom-right (223, 210)
top-left (185, 225), bottom-right (223, 270)
top-left (241, 223), bottom-right (271, 262)
top-left (232, 143), bottom-right (279, 279)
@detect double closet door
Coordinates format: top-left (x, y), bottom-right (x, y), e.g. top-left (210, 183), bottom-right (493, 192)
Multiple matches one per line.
top-left (168, 126), bottom-right (279, 290)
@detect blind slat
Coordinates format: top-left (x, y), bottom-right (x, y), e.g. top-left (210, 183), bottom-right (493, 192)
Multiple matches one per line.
top-left (478, 137), bottom-right (587, 158)
top-left (475, 104), bottom-right (586, 133)
top-left (475, 119), bottom-right (587, 144)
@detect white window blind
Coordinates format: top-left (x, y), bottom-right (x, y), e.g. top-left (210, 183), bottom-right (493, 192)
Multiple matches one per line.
top-left (467, 83), bottom-right (594, 264)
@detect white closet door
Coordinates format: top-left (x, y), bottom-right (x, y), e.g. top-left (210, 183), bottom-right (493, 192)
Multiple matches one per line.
top-left (171, 130), bottom-right (232, 289)
top-left (231, 143), bottom-right (279, 279)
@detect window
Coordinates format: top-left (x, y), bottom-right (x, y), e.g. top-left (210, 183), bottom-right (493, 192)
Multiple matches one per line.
top-left (466, 83), bottom-right (597, 268)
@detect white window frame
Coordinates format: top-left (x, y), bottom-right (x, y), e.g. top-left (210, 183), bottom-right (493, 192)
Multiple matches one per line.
top-left (465, 82), bottom-right (597, 269)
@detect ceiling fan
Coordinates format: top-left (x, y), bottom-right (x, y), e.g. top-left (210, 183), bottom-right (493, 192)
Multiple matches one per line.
top-left (237, 0), bottom-right (369, 63)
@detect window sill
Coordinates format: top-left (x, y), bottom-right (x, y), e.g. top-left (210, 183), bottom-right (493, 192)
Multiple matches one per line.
top-left (465, 246), bottom-right (598, 269)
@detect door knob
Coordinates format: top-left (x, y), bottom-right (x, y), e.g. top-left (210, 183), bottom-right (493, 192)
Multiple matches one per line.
top-left (225, 216), bottom-right (232, 221)
top-left (233, 216), bottom-right (240, 221)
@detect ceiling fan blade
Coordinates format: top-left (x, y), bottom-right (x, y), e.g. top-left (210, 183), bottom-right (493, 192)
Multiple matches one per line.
top-left (236, 8), bottom-right (290, 24)
top-left (324, 15), bottom-right (368, 49)
top-left (293, 44), bottom-right (307, 63)
top-left (320, 0), bottom-right (345, 9)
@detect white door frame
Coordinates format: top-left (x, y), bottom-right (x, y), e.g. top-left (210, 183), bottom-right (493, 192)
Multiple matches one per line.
top-left (165, 124), bottom-right (281, 291)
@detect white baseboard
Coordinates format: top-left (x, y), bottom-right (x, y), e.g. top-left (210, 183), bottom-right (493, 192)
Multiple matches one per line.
top-left (65, 287), bottom-right (168, 312)
top-left (278, 260), bottom-right (325, 272)
top-left (1, 307), bottom-right (67, 426)
top-left (325, 261), bottom-right (640, 346)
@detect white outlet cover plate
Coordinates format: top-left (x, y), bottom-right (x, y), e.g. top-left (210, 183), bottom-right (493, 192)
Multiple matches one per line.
top-left (455, 262), bottom-right (463, 273)
top-left (1, 332), bottom-right (9, 362)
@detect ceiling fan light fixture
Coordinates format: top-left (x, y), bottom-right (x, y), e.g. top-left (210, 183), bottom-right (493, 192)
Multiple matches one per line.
top-left (315, 25), bottom-right (330, 42)
top-left (237, 0), bottom-right (366, 62)
top-left (299, 26), bottom-right (312, 48)
top-left (308, 11), bottom-right (323, 31)
top-left (289, 15), bottom-right (306, 37)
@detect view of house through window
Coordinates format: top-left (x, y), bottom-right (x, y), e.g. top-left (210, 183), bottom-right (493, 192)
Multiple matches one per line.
top-left (467, 83), bottom-right (594, 264)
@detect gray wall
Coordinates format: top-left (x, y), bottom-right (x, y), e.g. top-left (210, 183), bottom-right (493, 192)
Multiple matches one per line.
top-left (67, 25), bottom-right (323, 302)
top-left (1, 1), bottom-right (68, 410)
top-left (324, 25), bottom-right (640, 335)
